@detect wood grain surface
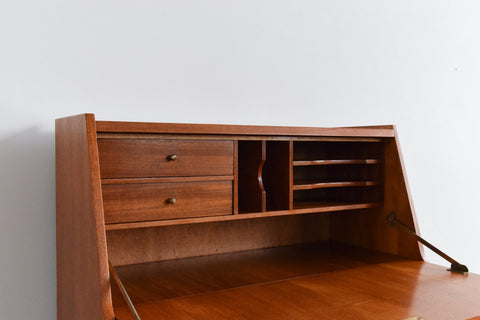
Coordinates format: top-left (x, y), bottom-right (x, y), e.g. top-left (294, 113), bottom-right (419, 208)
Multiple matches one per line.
top-left (330, 132), bottom-right (423, 260)
top-left (103, 180), bottom-right (232, 223)
top-left (111, 242), bottom-right (480, 320)
top-left (96, 121), bottom-right (395, 137)
top-left (97, 139), bottom-right (234, 178)
top-left (56, 114), bottom-right (114, 319)
top-left (106, 214), bottom-right (330, 266)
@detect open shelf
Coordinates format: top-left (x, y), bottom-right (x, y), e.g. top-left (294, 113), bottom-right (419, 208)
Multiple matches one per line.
top-left (104, 201), bottom-right (375, 231)
top-left (292, 201), bottom-right (380, 214)
top-left (293, 141), bottom-right (382, 161)
top-left (293, 180), bottom-right (379, 190)
top-left (293, 159), bottom-right (380, 166)
top-left (292, 140), bottom-right (384, 211)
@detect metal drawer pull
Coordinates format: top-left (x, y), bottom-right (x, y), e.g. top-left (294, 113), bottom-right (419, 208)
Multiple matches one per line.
top-left (167, 197), bottom-right (176, 205)
top-left (167, 154), bottom-right (177, 161)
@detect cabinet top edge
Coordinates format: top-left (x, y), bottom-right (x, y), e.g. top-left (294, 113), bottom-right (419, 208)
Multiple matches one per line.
top-left (94, 120), bottom-right (395, 138)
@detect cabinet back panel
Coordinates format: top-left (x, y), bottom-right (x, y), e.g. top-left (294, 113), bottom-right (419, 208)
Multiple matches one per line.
top-left (106, 214), bottom-right (329, 266)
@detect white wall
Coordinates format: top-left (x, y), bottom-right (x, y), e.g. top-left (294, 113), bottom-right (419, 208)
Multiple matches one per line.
top-left (1, 1), bottom-right (480, 319)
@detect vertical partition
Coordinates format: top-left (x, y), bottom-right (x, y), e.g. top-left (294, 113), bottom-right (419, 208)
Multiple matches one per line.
top-left (238, 140), bottom-right (266, 213)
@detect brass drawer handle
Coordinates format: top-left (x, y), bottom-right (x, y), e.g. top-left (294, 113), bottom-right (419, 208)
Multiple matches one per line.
top-left (167, 197), bottom-right (176, 205)
top-left (167, 154), bottom-right (177, 161)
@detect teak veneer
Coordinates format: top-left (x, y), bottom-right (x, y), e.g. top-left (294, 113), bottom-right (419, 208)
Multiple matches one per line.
top-left (56, 114), bottom-right (480, 320)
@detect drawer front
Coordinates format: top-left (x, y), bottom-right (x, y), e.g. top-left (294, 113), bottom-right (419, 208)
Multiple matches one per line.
top-left (98, 139), bottom-right (234, 178)
top-left (103, 181), bottom-right (232, 224)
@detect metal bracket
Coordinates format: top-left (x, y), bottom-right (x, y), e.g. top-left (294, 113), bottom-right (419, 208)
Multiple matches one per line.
top-left (448, 262), bottom-right (469, 274)
top-left (387, 211), bottom-right (468, 274)
top-left (109, 260), bottom-right (142, 320)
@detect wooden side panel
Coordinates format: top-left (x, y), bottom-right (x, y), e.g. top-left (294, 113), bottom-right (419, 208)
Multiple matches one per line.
top-left (56, 114), bottom-right (114, 320)
top-left (383, 128), bottom-right (424, 259)
top-left (106, 214), bottom-right (330, 266)
top-left (329, 131), bottom-right (423, 260)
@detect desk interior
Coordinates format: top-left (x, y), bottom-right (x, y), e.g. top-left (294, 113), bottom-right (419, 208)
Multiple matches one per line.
top-left (111, 242), bottom-right (480, 320)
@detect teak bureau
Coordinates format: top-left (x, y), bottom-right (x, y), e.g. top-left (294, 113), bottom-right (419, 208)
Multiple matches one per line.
top-left (56, 114), bottom-right (480, 320)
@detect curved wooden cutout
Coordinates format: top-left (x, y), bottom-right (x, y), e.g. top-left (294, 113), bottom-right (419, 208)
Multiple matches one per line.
top-left (258, 141), bottom-right (267, 212)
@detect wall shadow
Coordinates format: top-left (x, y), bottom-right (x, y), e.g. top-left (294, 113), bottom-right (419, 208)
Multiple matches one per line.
top-left (0, 127), bottom-right (56, 320)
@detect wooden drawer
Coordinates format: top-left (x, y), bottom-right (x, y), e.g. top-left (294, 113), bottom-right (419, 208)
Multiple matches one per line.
top-left (102, 181), bottom-right (232, 224)
top-left (98, 139), bottom-right (234, 178)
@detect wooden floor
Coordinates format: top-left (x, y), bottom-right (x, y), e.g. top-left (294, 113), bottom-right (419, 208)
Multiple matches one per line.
top-left (111, 242), bottom-right (480, 320)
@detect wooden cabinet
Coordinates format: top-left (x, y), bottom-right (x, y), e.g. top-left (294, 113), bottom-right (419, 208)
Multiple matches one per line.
top-left (56, 114), bottom-right (480, 320)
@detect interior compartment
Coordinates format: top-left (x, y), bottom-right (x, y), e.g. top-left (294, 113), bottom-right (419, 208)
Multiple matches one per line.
top-left (238, 140), bottom-right (265, 213)
top-left (238, 140), bottom-right (291, 213)
top-left (293, 163), bottom-right (381, 185)
top-left (292, 140), bottom-right (384, 210)
top-left (263, 141), bottom-right (291, 211)
top-left (293, 186), bottom-right (383, 208)
top-left (293, 140), bottom-right (382, 162)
